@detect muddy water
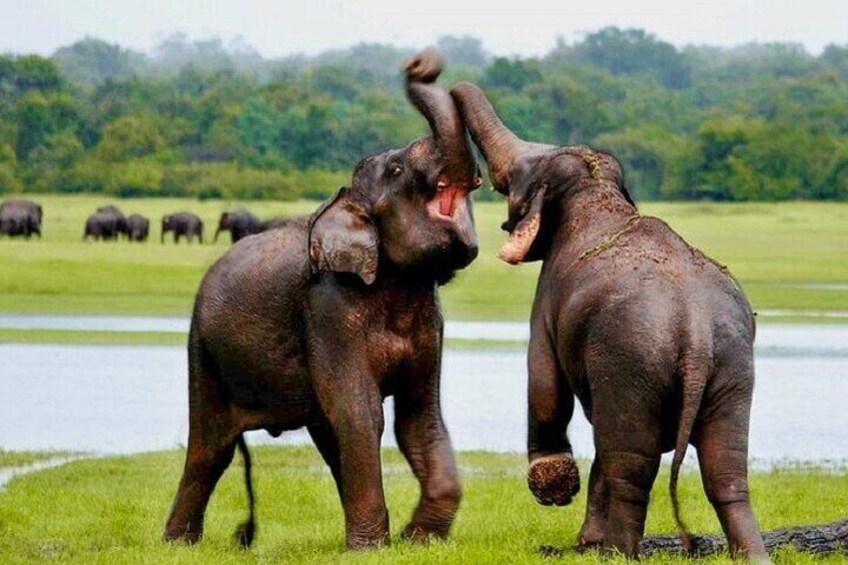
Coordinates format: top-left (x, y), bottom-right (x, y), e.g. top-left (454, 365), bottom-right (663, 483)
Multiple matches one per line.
top-left (1, 326), bottom-right (847, 462)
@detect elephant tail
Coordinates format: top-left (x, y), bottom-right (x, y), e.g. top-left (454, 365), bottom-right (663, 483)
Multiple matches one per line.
top-left (669, 342), bottom-right (710, 553)
top-left (235, 434), bottom-right (256, 548)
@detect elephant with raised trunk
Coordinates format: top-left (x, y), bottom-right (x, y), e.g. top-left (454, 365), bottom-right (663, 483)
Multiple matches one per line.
top-left (163, 48), bottom-right (481, 551)
top-left (0, 199), bottom-right (42, 238)
top-left (161, 212), bottom-right (203, 244)
top-left (213, 210), bottom-right (262, 244)
top-left (451, 82), bottom-right (770, 563)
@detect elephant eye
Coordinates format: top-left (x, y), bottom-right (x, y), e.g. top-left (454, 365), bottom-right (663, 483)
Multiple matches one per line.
top-left (390, 164), bottom-right (403, 177)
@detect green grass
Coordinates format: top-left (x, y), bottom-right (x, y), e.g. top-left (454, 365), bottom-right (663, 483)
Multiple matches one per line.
top-left (0, 450), bottom-right (70, 468)
top-left (0, 447), bottom-right (845, 563)
top-left (0, 195), bottom-right (846, 321)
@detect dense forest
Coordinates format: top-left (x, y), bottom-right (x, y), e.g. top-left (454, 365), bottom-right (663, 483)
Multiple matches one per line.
top-left (1, 29), bottom-right (848, 201)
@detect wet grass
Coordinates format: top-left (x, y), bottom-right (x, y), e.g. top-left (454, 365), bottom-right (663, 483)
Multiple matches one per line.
top-left (0, 446), bottom-right (846, 563)
top-left (0, 196), bottom-right (846, 323)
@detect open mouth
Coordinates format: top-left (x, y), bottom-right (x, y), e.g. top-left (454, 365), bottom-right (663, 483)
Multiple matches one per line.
top-left (437, 185), bottom-right (461, 217)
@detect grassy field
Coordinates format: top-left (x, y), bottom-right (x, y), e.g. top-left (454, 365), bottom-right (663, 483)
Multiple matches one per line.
top-left (0, 195), bottom-right (847, 323)
top-left (0, 447), bottom-right (845, 564)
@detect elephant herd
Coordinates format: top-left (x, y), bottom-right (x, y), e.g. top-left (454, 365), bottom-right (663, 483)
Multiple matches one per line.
top-left (163, 48), bottom-right (772, 563)
top-left (1, 199), bottom-right (288, 245)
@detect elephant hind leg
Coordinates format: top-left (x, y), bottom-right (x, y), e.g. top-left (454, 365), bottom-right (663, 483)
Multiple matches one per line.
top-left (164, 347), bottom-right (239, 544)
top-left (694, 384), bottom-right (769, 563)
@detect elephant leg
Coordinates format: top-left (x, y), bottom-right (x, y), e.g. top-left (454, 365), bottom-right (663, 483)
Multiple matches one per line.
top-left (394, 354), bottom-right (461, 541)
top-left (526, 327), bottom-right (579, 507)
top-left (307, 422), bottom-right (343, 499)
top-left (577, 455), bottom-right (609, 547)
top-left (593, 387), bottom-right (662, 558)
top-left (695, 383), bottom-right (769, 563)
top-left (164, 353), bottom-right (238, 544)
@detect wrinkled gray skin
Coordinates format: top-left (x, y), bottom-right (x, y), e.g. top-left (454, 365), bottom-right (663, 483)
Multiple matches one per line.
top-left (0, 199), bottom-right (42, 238)
top-left (164, 48), bottom-right (481, 551)
top-left (162, 212), bottom-right (204, 244)
top-left (452, 82), bottom-right (769, 563)
top-left (83, 205), bottom-right (126, 241)
top-left (126, 214), bottom-right (150, 242)
top-left (213, 210), bottom-right (262, 244)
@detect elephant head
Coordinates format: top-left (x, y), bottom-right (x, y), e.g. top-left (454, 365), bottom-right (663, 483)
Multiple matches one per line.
top-left (214, 212), bottom-right (231, 243)
top-left (308, 47), bottom-right (482, 285)
top-left (451, 82), bottom-right (634, 264)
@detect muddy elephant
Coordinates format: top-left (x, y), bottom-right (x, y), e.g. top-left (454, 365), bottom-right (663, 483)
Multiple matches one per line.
top-left (126, 214), bottom-right (149, 242)
top-left (0, 199), bottom-right (42, 238)
top-left (83, 206), bottom-right (125, 241)
top-left (163, 48), bottom-right (481, 551)
top-left (213, 210), bottom-right (262, 244)
top-left (452, 82), bottom-right (770, 563)
top-left (161, 212), bottom-right (203, 244)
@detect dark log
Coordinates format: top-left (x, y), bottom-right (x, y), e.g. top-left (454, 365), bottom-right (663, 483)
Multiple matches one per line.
top-left (538, 520), bottom-right (848, 558)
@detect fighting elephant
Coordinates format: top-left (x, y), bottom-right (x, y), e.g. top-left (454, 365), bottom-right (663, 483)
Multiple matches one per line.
top-left (83, 206), bottom-right (125, 241)
top-left (451, 82), bottom-right (770, 563)
top-left (213, 210), bottom-right (262, 244)
top-left (0, 199), bottom-right (42, 238)
top-left (126, 213), bottom-right (150, 242)
top-left (163, 48), bottom-right (481, 551)
top-left (161, 212), bottom-right (203, 244)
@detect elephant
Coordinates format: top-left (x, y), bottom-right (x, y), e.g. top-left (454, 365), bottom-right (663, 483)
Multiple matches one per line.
top-left (161, 212), bottom-right (203, 244)
top-left (213, 210), bottom-right (262, 244)
top-left (0, 199), bottom-right (42, 238)
top-left (451, 82), bottom-right (770, 563)
top-left (126, 213), bottom-right (150, 242)
top-left (83, 208), bottom-right (124, 241)
top-left (97, 205), bottom-right (128, 238)
top-left (163, 47), bottom-right (481, 552)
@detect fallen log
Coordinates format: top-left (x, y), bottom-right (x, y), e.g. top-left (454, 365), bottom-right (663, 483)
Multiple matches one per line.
top-left (538, 519), bottom-right (848, 558)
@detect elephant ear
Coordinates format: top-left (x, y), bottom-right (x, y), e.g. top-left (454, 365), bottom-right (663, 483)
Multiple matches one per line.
top-left (308, 187), bottom-right (379, 285)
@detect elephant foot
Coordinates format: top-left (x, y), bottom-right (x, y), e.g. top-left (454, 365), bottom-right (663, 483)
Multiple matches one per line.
top-left (401, 523), bottom-right (449, 543)
top-left (163, 527), bottom-right (202, 545)
top-left (577, 523), bottom-right (605, 549)
top-left (528, 453), bottom-right (580, 506)
top-left (234, 519), bottom-right (255, 548)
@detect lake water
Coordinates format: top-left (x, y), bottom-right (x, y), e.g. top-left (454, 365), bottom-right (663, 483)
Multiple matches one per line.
top-left (1, 323), bottom-right (847, 463)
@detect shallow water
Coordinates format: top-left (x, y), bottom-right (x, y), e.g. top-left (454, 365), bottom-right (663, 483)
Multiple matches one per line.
top-left (1, 330), bottom-right (847, 462)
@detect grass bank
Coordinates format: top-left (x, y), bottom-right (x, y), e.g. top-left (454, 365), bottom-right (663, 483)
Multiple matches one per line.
top-left (0, 447), bottom-right (845, 563)
top-left (0, 196), bottom-right (846, 322)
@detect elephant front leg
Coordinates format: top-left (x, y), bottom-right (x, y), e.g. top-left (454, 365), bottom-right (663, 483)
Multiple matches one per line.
top-left (312, 367), bottom-right (389, 549)
top-left (394, 365), bottom-right (461, 541)
top-left (526, 331), bottom-right (580, 506)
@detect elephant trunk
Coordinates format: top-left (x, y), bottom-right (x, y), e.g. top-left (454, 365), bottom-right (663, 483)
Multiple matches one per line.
top-left (161, 221), bottom-right (166, 244)
top-left (405, 47), bottom-right (477, 188)
top-left (213, 226), bottom-right (221, 243)
top-left (451, 81), bottom-right (524, 188)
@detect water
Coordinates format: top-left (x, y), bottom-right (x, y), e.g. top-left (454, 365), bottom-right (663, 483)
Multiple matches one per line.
top-left (1, 326), bottom-right (847, 462)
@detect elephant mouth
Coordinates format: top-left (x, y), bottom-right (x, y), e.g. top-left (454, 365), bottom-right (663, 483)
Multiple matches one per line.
top-left (428, 183), bottom-right (472, 220)
top-left (497, 186), bottom-right (547, 265)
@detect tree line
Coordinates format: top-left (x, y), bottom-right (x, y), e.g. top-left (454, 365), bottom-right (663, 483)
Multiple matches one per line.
top-left (1, 29), bottom-right (847, 202)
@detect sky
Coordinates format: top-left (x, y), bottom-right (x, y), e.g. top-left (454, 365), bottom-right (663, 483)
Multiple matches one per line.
top-left (1, 0), bottom-right (846, 58)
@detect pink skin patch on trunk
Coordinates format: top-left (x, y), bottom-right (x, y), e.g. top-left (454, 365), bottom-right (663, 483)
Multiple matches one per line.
top-left (498, 211), bottom-right (540, 264)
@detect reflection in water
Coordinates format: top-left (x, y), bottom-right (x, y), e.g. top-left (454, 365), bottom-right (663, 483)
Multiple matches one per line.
top-left (1, 339), bottom-right (847, 463)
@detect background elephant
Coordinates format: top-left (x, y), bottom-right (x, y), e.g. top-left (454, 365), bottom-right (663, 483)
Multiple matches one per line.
top-left (0, 199), bottom-right (42, 238)
top-left (452, 82), bottom-right (769, 563)
top-left (161, 212), bottom-right (203, 244)
top-left (213, 210), bottom-right (262, 243)
top-left (164, 48), bottom-right (481, 552)
top-left (126, 213), bottom-right (149, 242)
top-left (83, 206), bottom-right (124, 241)
top-left (97, 205), bottom-right (128, 238)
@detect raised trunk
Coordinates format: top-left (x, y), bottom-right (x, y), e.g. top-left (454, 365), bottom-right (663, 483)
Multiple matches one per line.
top-left (451, 81), bottom-right (524, 188)
top-left (405, 49), bottom-right (476, 185)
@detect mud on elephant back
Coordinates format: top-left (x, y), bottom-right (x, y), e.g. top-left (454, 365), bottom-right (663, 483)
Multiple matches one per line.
top-left (163, 46), bottom-right (482, 552)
